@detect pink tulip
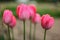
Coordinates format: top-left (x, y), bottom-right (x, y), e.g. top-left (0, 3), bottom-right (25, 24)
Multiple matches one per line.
top-left (28, 4), bottom-right (36, 40)
top-left (16, 4), bottom-right (30, 20)
top-left (32, 13), bottom-right (41, 40)
top-left (16, 4), bottom-right (21, 17)
top-left (28, 4), bottom-right (36, 19)
top-left (32, 13), bottom-right (41, 23)
top-left (41, 14), bottom-right (54, 30)
top-left (9, 16), bottom-right (16, 29)
top-left (3, 10), bottom-right (13, 24)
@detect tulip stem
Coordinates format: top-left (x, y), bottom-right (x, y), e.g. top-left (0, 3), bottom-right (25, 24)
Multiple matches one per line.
top-left (12, 29), bottom-right (14, 40)
top-left (29, 20), bottom-right (32, 40)
top-left (23, 20), bottom-right (25, 40)
top-left (33, 23), bottom-right (36, 40)
top-left (8, 25), bottom-right (11, 40)
top-left (44, 29), bottom-right (47, 40)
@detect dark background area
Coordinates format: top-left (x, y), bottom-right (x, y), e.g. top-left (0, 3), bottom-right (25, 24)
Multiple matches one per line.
top-left (0, 0), bottom-right (15, 2)
top-left (0, 0), bottom-right (60, 2)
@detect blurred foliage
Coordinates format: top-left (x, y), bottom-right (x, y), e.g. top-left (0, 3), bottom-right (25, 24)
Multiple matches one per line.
top-left (0, 0), bottom-right (59, 2)
top-left (1, 7), bottom-right (60, 18)
top-left (0, 0), bottom-right (15, 2)
top-left (0, 35), bottom-right (5, 40)
top-left (37, 8), bottom-right (60, 18)
top-left (1, 7), bottom-right (17, 17)
top-left (35, 0), bottom-right (59, 3)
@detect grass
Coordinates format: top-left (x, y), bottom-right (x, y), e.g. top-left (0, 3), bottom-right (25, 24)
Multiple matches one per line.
top-left (1, 7), bottom-right (17, 18)
top-left (37, 7), bottom-right (60, 18)
top-left (1, 7), bottom-right (60, 18)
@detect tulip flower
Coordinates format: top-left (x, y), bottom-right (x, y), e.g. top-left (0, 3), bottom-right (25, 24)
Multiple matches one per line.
top-left (9, 16), bottom-right (16, 29)
top-left (41, 14), bottom-right (54, 40)
top-left (9, 16), bottom-right (16, 40)
top-left (3, 10), bottom-right (13, 40)
top-left (29, 4), bottom-right (36, 19)
top-left (28, 4), bottom-right (36, 40)
top-left (32, 13), bottom-right (41, 40)
top-left (16, 4), bottom-right (31, 40)
top-left (3, 10), bottom-right (13, 24)
top-left (32, 13), bottom-right (41, 23)
top-left (16, 4), bottom-right (30, 20)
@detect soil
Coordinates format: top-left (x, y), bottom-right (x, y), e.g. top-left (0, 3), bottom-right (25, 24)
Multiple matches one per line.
top-left (0, 18), bottom-right (60, 40)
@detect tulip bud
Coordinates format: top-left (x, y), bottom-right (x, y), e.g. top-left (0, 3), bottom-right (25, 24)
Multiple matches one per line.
top-left (32, 13), bottom-right (41, 23)
top-left (28, 4), bottom-right (36, 19)
top-left (16, 4), bottom-right (30, 20)
top-left (3, 10), bottom-right (13, 24)
top-left (41, 14), bottom-right (54, 30)
top-left (9, 16), bottom-right (16, 29)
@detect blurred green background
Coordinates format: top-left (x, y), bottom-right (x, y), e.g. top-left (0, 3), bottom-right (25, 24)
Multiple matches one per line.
top-left (1, 6), bottom-right (60, 18)
top-left (0, 0), bottom-right (60, 18)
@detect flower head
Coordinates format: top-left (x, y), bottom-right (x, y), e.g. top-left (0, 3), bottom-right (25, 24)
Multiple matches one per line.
top-left (28, 4), bottom-right (36, 19)
top-left (32, 13), bottom-right (41, 23)
top-left (16, 4), bottom-right (31, 20)
top-left (3, 10), bottom-right (13, 24)
top-left (41, 14), bottom-right (54, 30)
top-left (9, 16), bottom-right (16, 29)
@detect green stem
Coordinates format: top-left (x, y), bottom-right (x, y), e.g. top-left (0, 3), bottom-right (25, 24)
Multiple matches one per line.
top-left (29, 20), bottom-right (32, 40)
top-left (23, 21), bottom-right (25, 40)
top-left (44, 29), bottom-right (47, 40)
top-left (8, 25), bottom-right (11, 40)
top-left (12, 29), bottom-right (14, 40)
top-left (33, 23), bottom-right (36, 40)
